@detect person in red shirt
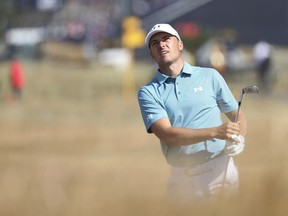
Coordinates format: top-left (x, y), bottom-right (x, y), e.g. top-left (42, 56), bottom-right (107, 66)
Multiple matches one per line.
top-left (10, 59), bottom-right (25, 99)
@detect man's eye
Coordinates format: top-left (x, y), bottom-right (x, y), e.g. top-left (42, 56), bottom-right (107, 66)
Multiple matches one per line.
top-left (151, 42), bottom-right (158, 46)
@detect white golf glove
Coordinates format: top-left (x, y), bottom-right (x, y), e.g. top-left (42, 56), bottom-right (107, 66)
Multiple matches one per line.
top-left (224, 135), bottom-right (245, 157)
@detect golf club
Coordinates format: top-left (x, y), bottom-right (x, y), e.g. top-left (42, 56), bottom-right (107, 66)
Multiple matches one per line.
top-left (221, 85), bottom-right (259, 193)
top-left (234, 85), bottom-right (259, 123)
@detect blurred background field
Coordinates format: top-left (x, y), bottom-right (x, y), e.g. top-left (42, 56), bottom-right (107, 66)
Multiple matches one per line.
top-left (0, 49), bottom-right (288, 215)
top-left (1, 0), bottom-right (288, 216)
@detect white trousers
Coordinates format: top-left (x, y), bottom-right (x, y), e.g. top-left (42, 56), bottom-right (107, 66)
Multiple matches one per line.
top-left (167, 154), bottom-right (239, 202)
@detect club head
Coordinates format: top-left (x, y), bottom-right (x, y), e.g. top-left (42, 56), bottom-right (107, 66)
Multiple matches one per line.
top-left (235, 85), bottom-right (259, 122)
top-left (242, 86), bottom-right (259, 94)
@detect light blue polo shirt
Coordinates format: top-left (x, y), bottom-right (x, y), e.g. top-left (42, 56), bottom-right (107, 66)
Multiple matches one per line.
top-left (138, 62), bottom-right (238, 167)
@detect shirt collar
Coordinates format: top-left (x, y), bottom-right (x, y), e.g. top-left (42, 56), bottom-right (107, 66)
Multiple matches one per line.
top-left (156, 61), bottom-right (194, 84)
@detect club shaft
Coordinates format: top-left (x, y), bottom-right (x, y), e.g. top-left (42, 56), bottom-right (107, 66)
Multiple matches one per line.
top-left (234, 91), bottom-right (244, 123)
top-left (234, 102), bottom-right (241, 123)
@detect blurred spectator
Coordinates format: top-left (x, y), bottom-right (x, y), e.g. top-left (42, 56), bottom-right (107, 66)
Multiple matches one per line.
top-left (195, 39), bottom-right (227, 77)
top-left (10, 58), bottom-right (25, 100)
top-left (253, 40), bottom-right (273, 93)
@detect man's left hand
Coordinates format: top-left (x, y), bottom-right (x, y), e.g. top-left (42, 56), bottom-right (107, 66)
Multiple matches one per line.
top-left (224, 135), bottom-right (245, 157)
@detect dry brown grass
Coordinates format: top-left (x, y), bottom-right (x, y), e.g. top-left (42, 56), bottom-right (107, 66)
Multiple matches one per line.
top-left (0, 47), bottom-right (288, 215)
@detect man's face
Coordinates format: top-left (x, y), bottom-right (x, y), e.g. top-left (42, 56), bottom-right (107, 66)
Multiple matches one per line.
top-left (149, 32), bottom-right (183, 66)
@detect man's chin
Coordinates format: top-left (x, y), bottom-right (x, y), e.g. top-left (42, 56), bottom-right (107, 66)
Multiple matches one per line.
top-left (158, 57), bottom-right (172, 64)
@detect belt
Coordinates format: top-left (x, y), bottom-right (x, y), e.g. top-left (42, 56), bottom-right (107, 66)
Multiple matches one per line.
top-left (177, 153), bottom-right (229, 177)
top-left (169, 150), bottom-right (226, 168)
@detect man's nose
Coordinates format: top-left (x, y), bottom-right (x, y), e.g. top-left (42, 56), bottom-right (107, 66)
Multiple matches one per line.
top-left (159, 41), bottom-right (166, 47)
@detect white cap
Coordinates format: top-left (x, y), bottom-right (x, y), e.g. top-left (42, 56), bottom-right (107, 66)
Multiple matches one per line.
top-left (144, 23), bottom-right (181, 47)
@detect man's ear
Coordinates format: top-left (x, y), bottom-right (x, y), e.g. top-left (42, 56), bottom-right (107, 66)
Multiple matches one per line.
top-left (179, 40), bottom-right (184, 52)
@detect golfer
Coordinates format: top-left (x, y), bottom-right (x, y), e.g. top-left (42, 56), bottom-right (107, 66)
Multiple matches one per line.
top-left (138, 24), bottom-right (248, 201)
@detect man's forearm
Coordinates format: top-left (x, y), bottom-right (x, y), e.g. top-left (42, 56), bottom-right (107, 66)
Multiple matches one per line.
top-left (159, 127), bottom-right (216, 147)
top-left (151, 118), bottom-right (240, 147)
top-left (237, 111), bottom-right (248, 137)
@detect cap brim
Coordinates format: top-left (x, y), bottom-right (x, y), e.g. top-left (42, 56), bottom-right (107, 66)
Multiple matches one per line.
top-left (145, 30), bottom-right (175, 47)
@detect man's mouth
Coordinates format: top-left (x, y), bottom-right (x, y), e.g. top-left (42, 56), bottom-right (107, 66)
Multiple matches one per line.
top-left (159, 50), bottom-right (168, 56)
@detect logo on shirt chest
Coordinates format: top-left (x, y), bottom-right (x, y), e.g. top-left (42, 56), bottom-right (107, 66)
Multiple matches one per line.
top-left (193, 86), bottom-right (204, 93)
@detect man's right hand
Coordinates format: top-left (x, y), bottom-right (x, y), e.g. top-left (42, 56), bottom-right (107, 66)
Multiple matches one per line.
top-left (214, 122), bottom-right (241, 141)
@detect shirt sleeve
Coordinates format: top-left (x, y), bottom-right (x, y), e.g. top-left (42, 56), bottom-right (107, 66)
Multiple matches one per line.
top-left (138, 86), bottom-right (168, 133)
top-left (212, 70), bottom-right (238, 113)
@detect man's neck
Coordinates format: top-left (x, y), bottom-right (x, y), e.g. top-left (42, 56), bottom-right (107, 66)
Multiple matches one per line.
top-left (159, 60), bottom-right (184, 78)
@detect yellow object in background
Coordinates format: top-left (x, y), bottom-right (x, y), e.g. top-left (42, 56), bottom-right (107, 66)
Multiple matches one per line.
top-left (122, 16), bottom-right (145, 49)
top-left (121, 16), bottom-right (146, 100)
